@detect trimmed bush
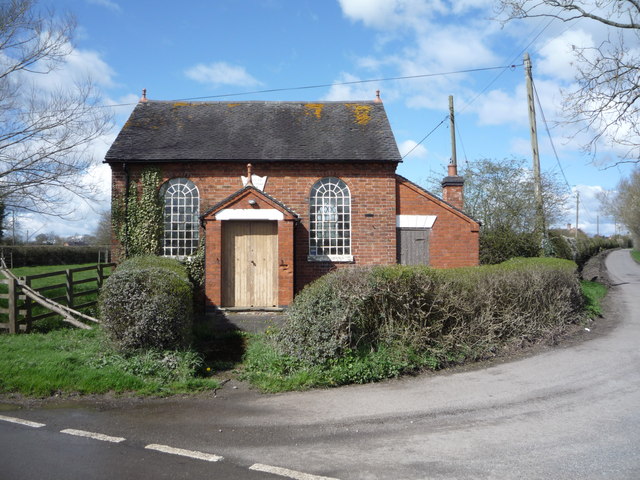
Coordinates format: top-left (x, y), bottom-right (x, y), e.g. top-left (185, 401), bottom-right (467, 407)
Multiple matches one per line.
top-left (480, 227), bottom-right (540, 264)
top-left (99, 257), bottom-right (193, 352)
top-left (116, 254), bottom-right (189, 279)
top-left (276, 258), bottom-right (583, 367)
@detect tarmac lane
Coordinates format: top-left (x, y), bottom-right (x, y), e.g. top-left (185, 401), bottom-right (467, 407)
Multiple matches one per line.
top-left (1, 249), bottom-right (639, 479)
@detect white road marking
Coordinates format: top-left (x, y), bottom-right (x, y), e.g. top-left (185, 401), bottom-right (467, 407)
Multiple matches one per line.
top-left (144, 444), bottom-right (223, 462)
top-left (0, 414), bottom-right (45, 428)
top-left (249, 463), bottom-right (340, 480)
top-left (60, 428), bottom-right (126, 443)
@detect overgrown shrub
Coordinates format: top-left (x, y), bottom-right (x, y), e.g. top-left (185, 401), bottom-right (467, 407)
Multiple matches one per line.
top-left (480, 227), bottom-right (540, 264)
top-left (546, 231), bottom-right (632, 267)
top-left (99, 257), bottom-right (193, 352)
top-left (276, 258), bottom-right (583, 367)
top-left (184, 239), bottom-right (205, 288)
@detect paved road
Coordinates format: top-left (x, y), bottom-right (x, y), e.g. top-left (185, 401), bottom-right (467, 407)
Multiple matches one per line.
top-left (2, 249), bottom-right (639, 479)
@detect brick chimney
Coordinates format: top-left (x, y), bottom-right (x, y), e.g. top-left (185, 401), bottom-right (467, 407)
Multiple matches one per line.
top-left (441, 161), bottom-right (464, 210)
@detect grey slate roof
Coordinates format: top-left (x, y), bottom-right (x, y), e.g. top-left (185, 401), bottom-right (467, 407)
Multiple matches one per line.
top-left (105, 100), bottom-right (402, 163)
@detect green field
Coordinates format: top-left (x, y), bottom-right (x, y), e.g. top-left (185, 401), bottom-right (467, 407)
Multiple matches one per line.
top-left (1, 263), bottom-right (113, 332)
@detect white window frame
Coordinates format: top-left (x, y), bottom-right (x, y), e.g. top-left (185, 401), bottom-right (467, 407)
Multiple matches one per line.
top-left (308, 177), bottom-right (353, 262)
top-left (160, 178), bottom-right (199, 258)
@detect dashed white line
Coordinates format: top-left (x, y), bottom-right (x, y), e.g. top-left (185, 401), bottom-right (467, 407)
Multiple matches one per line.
top-left (0, 414), bottom-right (45, 428)
top-left (60, 428), bottom-right (126, 443)
top-left (249, 463), bottom-right (340, 480)
top-left (145, 444), bottom-right (223, 462)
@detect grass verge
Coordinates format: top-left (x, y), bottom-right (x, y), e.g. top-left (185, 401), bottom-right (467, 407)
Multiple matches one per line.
top-left (631, 250), bottom-right (640, 264)
top-left (0, 327), bottom-right (219, 397)
top-left (241, 336), bottom-right (442, 393)
top-left (581, 280), bottom-right (608, 317)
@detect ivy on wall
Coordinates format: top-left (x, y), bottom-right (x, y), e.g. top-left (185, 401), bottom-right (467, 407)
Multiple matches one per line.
top-left (113, 168), bottom-right (164, 258)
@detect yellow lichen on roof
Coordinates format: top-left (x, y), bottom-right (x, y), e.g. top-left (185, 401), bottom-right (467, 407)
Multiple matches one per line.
top-left (172, 102), bottom-right (190, 107)
top-left (304, 103), bottom-right (324, 119)
top-left (227, 103), bottom-right (240, 108)
top-left (345, 104), bottom-right (372, 125)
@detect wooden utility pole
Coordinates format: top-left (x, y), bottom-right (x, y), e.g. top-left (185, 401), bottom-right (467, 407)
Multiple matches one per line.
top-left (449, 95), bottom-right (457, 168)
top-left (524, 52), bottom-right (545, 239)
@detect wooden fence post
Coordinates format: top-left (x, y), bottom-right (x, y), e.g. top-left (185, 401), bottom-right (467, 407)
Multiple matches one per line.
top-left (8, 277), bottom-right (18, 334)
top-left (97, 264), bottom-right (104, 289)
top-left (24, 277), bottom-right (32, 333)
top-left (65, 269), bottom-right (73, 308)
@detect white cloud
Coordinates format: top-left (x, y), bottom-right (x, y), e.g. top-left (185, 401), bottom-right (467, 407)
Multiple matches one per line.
top-left (86, 0), bottom-right (121, 12)
top-left (338, 0), bottom-right (439, 31)
top-left (472, 83), bottom-right (528, 127)
top-left (22, 45), bottom-right (116, 92)
top-left (399, 139), bottom-right (428, 159)
top-left (185, 62), bottom-right (262, 88)
top-left (537, 29), bottom-right (594, 82)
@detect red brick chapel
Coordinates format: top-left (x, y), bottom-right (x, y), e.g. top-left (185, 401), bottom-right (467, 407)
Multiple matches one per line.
top-left (105, 93), bottom-right (479, 310)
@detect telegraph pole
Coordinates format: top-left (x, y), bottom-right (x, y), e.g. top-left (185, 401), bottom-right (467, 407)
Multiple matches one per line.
top-left (449, 95), bottom-right (457, 168)
top-left (524, 52), bottom-right (546, 240)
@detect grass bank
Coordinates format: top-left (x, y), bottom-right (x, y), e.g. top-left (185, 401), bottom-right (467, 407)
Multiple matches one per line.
top-left (631, 250), bottom-right (640, 264)
top-left (0, 327), bottom-right (219, 397)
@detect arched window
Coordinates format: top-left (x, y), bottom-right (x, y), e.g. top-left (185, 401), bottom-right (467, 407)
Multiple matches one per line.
top-left (309, 177), bottom-right (351, 260)
top-left (160, 178), bottom-right (199, 257)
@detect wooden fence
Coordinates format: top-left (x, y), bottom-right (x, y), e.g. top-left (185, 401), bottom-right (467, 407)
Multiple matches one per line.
top-left (0, 263), bottom-right (114, 333)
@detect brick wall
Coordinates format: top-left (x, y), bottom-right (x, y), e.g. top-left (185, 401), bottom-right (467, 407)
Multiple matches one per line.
top-left (396, 177), bottom-right (479, 268)
top-left (110, 162), bottom-right (479, 304)
top-left (111, 161), bottom-right (399, 302)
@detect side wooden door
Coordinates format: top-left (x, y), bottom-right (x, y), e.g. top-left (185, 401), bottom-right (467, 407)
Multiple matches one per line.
top-left (222, 221), bottom-right (278, 307)
top-left (397, 228), bottom-right (430, 265)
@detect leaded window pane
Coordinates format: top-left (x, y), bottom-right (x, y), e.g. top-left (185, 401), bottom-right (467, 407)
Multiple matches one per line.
top-left (160, 178), bottom-right (199, 258)
top-left (309, 177), bottom-right (351, 257)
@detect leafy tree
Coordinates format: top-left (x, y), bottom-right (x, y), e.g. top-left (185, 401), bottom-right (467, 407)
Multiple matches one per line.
top-left (496, 0), bottom-right (640, 163)
top-left (0, 0), bottom-right (111, 216)
top-left (457, 158), bottom-right (569, 232)
top-left (599, 168), bottom-right (640, 246)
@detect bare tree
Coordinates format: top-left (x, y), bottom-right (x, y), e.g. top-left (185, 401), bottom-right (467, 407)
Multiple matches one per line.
top-left (0, 0), bottom-right (112, 216)
top-left (496, 0), bottom-right (640, 163)
top-left (93, 209), bottom-right (112, 246)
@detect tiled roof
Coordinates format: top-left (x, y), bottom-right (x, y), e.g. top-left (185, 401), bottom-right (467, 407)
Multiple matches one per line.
top-left (105, 100), bottom-right (402, 163)
top-left (202, 185), bottom-right (300, 219)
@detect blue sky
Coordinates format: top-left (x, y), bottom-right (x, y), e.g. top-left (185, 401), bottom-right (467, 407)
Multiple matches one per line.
top-left (20, 0), bottom-right (636, 238)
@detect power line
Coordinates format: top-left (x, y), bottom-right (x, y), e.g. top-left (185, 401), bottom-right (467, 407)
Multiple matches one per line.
top-left (401, 115), bottom-right (449, 160)
top-left (14, 63), bottom-right (525, 116)
top-left (532, 78), bottom-right (571, 190)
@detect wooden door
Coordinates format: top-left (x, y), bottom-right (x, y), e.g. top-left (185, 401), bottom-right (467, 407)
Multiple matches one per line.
top-left (222, 221), bottom-right (278, 307)
top-left (397, 228), bottom-right (430, 265)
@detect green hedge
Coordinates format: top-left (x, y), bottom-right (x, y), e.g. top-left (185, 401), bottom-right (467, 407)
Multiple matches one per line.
top-left (479, 227), bottom-right (539, 264)
top-left (547, 232), bottom-right (632, 267)
top-left (99, 256), bottom-right (193, 352)
top-left (0, 246), bottom-right (110, 268)
top-left (275, 258), bottom-right (583, 367)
